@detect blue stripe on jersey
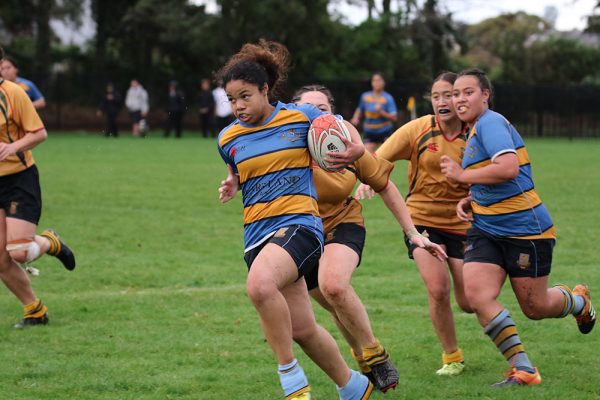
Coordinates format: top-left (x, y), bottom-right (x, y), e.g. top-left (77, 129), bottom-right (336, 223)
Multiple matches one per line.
top-left (473, 203), bottom-right (554, 237)
top-left (241, 168), bottom-right (317, 207)
top-left (463, 109), bottom-right (554, 239)
top-left (359, 91), bottom-right (397, 135)
top-left (243, 214), bottom-right (323, 252)
top-left (217, 101), bottom-right (325, 251)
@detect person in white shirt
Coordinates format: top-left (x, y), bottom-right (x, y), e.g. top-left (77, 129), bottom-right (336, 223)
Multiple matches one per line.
top-left (212, 86), bottom-right (234, 133)
top-left (125, 79), bottom-right (149, 137)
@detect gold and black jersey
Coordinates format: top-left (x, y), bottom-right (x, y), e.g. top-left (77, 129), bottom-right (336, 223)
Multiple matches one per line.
top-left (313, 151), bottom-right (393, 234)
top-left (377, 115), bottom-right (470, 233)
top-left (0, 79), bottom-right (44, 176)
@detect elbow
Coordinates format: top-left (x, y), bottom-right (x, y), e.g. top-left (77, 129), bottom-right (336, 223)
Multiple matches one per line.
top-left (504, 164), bottom-right (519, 180)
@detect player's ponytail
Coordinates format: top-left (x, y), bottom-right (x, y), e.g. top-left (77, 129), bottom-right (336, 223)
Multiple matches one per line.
top-left (217, 39), bottom-right (290, 101)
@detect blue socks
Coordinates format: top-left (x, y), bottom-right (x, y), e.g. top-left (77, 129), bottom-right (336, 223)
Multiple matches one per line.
top-left (278, 359), bottom-right (310, 399)
top-left (337, 369), bottom-right (371, 400)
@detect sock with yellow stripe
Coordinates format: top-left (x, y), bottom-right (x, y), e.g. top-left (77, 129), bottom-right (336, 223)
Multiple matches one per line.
top-left (362, 340), bottom-right (389, 367)
top-left (24, 298), bottom-right (47, 318)
top-left (278, 359), bottom-right (310, 399)
top-left (484, 309), bottom-right (534, 373)
top-left (442, 348), bottom-right (464, 365)
top-left (554, 284), bottom-right (585, 317)
top-left (41, 231), bottom-right (61, 256)
top-left (351, 348), bottom-right (371, 373)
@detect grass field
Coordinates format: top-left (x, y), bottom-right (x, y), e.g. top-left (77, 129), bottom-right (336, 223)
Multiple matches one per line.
top-left (0, 131), bottom-right (599, 400)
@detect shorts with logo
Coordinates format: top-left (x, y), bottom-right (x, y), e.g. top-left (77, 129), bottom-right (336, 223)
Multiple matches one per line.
top-left (304, 223), bottom-right (366, 290)
top-left (463, 227), bottom-right (554, 278)
top-left (404, 225), bottom-right (466, 260)
top-left (0, 165), bottom-right (42, 224)
top-left (244, 225), bottom-right (323, 280)
top-left (363, 131), bottom-right (391, 144)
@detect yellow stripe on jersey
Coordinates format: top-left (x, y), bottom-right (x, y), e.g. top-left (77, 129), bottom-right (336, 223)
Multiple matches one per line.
top-left (512, 225), bottom-right (556, 240)
top-left (472, 189), bottom-right (542, 215)
top-left (238, 148), bottom-right (310, 184)
top-left (218, 109), bottom-right (309, 147)
top-left (244, 195), bottom-right (318, 225)
top-left (365, 110), bottom-right (385, 119)
top-left (516, 147), bottom-right (530, 165)
top-left (468, 147), bottom-right (529, 170)
top-left (364, 121), bottom-right (391, 129)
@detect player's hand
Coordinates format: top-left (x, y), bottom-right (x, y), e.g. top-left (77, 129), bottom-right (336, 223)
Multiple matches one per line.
top-left (406, 228), bottom-right (447, 262)
top-left (324, 135), bottom-right (365, 171)
top-left (218, 164), bottom-right (239, 203)
top-left (440, 155), bottom-right (464, 182)
top-left (0, 142), bottom-right (18, 161)
top-left (457, 195), bottom-right (473, 222)
top-left (355, 183), bottom-right (375, 200)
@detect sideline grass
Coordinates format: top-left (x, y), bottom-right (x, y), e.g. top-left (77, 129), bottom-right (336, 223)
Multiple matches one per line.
top-left (0, 132), bottom-right (599, 399)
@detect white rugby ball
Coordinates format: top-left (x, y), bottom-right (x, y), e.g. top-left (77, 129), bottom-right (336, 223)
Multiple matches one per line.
top-left (307, 114), bottom-right (352, 172)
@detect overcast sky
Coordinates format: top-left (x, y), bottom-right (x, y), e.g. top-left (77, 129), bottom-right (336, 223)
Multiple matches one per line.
top-left (335, 0), bottom-right (598, 31)
top-left (56, 0), bottom-right (598, 45)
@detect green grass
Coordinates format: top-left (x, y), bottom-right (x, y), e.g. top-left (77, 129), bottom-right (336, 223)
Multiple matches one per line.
top-left (1, 131), bottom-right (599, 399)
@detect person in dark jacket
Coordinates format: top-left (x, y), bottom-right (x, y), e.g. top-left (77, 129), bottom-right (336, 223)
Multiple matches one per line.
top-left (97, 83), bottom-right (122, 137)
top-left (197, 78), bottom-right (215, 138)
top-left (164, 80), bottom-right (185, 138)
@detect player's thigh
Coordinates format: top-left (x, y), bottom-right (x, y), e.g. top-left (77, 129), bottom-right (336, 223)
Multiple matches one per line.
top-left (318, 243), bottom-right (359, 288)
top-left (247, 243), bottom-right (299, 292)
top-left (283, 278), bottom-right (318, 332)
top-left (0, 210), bottom-right (7, 248)
top-left (463, 262), bottom-right (506, 304)
top-left (413, 246), bottom-right (451, 294)
top-left (6, 218), bottom-right (37, 242)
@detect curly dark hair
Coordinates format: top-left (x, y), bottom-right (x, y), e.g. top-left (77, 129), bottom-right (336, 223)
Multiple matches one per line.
top-left (216, 39), bottom-right (291, 101)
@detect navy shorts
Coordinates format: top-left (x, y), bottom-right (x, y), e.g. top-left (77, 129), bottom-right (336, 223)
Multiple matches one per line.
top-left (404, 225), bottom-right (466, 260)
top-left (244, 225), bottom-right (323, 279)
top-left (0, 165), bottom-right (42, 224)
top-left (305, 223), bottom-right (366, 290)
top-left (463, 227), bottom-right (555, 278)
top-left (363, 132), bottom-right (391, 144)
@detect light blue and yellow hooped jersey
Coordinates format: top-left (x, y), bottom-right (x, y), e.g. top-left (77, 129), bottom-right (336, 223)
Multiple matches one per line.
top-left (358, 90), bottom-right (397, 135)
top-left (462, 109), bottom-right (555, 240)
top-left (218, 101), bottom-right (324, 252)
top-left (16, 77), bottom-right (44, 102)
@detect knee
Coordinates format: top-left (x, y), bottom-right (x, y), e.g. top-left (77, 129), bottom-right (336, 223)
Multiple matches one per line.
top-left (427, 283), bottom-right (451, 305)
top-left (246, 279), bottom-right (277, 307)
top-left (292, 324), bottom-right (316, 346)
top-left (520, 302), bottom-right (545, 320)
top-left (320, 279), bottom-right (348, 304)
top-left (456, 297), bottom-right (474, 314)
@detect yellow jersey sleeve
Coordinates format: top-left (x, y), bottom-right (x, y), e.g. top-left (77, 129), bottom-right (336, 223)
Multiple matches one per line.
top-left (353, 151), bottom-right (393, 192)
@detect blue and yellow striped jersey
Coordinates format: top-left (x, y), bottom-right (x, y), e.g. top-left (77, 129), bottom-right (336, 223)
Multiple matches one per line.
top-left (357, 90), bottom-right (397, 135)
top-left (16, 77), bottom-right (44, 102)
top-left (218, 101), bottom-right (324, 252)
top-left (462, 109), bottom-right (555, 239)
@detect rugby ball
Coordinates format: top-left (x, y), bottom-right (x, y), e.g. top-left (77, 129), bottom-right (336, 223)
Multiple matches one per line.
top-left (308, 114), bottom-right (352, 172)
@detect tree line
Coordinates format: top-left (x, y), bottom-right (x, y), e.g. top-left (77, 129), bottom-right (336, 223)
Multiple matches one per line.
top-left (1, 0), bottom-right (599, 110)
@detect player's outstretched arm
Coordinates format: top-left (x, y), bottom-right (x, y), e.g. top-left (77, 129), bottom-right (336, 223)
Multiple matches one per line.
top-left (218, 164), bottom-right (239, 203)
top-left (379, 183), bottom-right (447, 261)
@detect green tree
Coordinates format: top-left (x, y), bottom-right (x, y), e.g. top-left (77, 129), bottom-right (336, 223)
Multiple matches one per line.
top-left (464, 12), bottom-right (551, 82)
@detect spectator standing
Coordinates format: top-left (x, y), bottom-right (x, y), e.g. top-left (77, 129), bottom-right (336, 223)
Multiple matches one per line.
top-left (96, 83), bottom-right (122, 137)
top-left (163, 80), bottom-right (185, 138)
top-left (197, 78), bottom-right (215, 138)
top-left (212, 85), bottom-right (234, 133)
top-left (125, 79), bottom-right (149, 137)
